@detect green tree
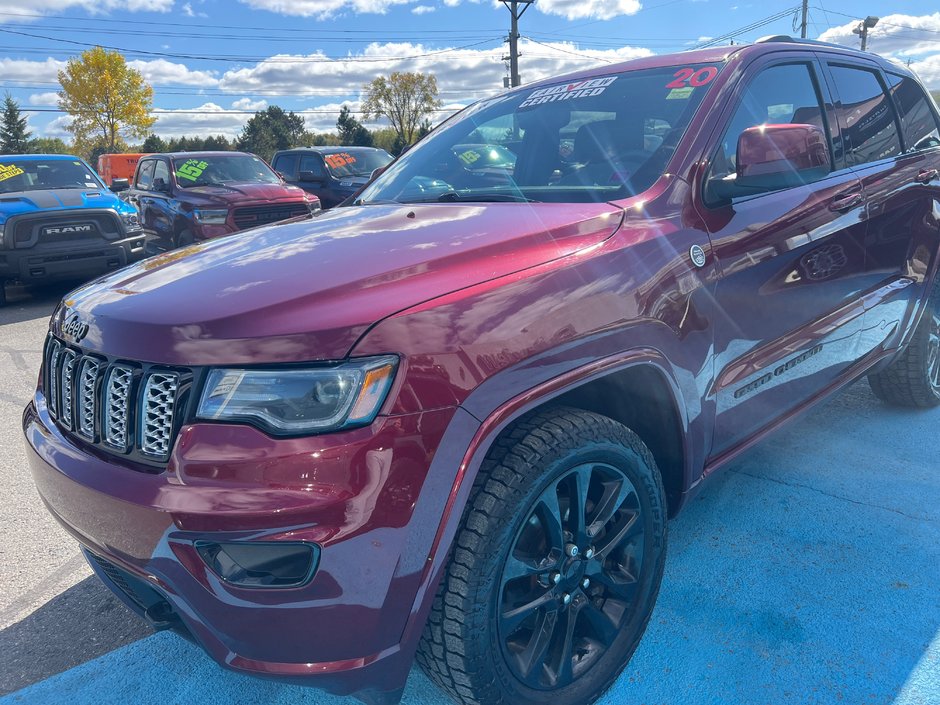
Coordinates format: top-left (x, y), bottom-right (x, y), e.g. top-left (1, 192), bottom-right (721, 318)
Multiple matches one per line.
top-left (362, 72), bottom-right (440, 148)
top-left (236, 106), bottom-right (307, 161)
top-left (26, 137), bottom-right (70, 154)
top-left (204, 134), bottom-right (233, 151)
top-left (336, 106), bottom-right (373, 147)
top-left (0, 93), bottom-right (32, 154)
top-left (58, 47), bottom-right (156, 154)
top-left (370, 128), bottom-right (399, 155)
top-left (141, 133), bottom-right (167, 152)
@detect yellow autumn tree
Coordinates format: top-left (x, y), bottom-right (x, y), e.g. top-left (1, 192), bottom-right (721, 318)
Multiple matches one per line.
top-left (57, 47), bottom-right (156, 154)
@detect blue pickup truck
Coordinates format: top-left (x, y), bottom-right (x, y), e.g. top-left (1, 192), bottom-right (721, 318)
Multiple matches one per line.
top-left (0, 154), bottom-right (146, 305)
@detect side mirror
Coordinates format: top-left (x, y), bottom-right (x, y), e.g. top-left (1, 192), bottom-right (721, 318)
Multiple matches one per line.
top-left (110, 178), bottom-right (129, 193)
top-left (152, 177), bottom-right (169, 193)
top-left (370, 166), bottom-right (388, 182)
top-left (736, 123), bottom-right (830, 189)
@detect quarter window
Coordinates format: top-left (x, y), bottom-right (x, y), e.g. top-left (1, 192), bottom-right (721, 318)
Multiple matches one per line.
top-left (274, 153), bottom-right (299, 180)
top-left (136, 160), bottom-right (155, 189)
top-left (886, 73), bottom-right (940, 152)
top-left (828, 65), bottom-right (902, 165)
top-left (152, 160), bottom-right (170, 188)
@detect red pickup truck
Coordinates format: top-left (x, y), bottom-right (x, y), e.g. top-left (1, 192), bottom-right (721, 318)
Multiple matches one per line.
top-left (23, 37), bottom-right (940, 705)
top-left (122, 151), bottom-right (320, 249)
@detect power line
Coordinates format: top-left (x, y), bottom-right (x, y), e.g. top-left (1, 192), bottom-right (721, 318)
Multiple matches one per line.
top-left (694, 6), bottom-right (803, 48)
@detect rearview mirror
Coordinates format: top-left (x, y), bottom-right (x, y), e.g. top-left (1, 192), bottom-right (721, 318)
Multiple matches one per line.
top-left (110, 178), bottom-right (129, 193)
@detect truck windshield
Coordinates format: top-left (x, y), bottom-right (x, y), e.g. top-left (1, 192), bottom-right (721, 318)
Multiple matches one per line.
top-left (173, 154), bottom-right (281, 188)
top-left (0, 158), bottom-right (104, 194)
top-left (323, 150), bottom-right (393, 179)
top-left (357, 63), bottom-right (721, 205)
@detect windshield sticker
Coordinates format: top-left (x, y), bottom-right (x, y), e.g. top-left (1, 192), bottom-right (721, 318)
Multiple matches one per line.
top-left (325, 153), bottom-right (356, 169)
top-left (0, 164), bottom-right (25, 182)
top-left (176, 159), bottom-right (208, 182)
top-left (666, 86), bottom-right (695, 100)
top-left (458, 149), bottom-right (481, 166)
top-left (520, 76), bottom-right (618, 108)
top-left (665, 66), bottom-right (718, 89)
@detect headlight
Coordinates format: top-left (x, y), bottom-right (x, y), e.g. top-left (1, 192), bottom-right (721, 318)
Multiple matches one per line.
top-left (194, 208), bottom-right (228, 224)
top-left (120, 210), bottom-right (142, 231)
top-left (196, 356), bottom-right (398, 434)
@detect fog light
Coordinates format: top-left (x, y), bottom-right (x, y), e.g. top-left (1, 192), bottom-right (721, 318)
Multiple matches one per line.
top-left (195, 541), bottom-right (320, 589)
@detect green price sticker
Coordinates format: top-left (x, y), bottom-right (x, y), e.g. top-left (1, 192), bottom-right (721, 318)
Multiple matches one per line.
top-left (458, 150), bottom-right (481, 165)
top-left (176, 159), bottom-right (209, 181)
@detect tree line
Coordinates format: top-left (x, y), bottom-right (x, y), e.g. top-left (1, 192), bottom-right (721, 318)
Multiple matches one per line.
top-left (1, 46), bottom-right (441, 162)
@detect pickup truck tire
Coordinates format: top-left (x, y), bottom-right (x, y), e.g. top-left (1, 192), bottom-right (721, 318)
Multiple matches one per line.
top-left (868, 279), bottom-right (940, 408)
top-left (174, 229), bottom-right (195, 249)
top-left (0, 281), bottom-right (6, 307)
top-left (416, 407), bottom-right (667, 705)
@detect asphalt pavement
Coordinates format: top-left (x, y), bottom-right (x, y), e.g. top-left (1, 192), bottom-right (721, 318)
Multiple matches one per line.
top-left (0, 282), bottom-right (937, 705)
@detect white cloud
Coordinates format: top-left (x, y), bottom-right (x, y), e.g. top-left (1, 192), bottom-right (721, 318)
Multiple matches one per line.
top-left (238, 0), bottom-right (414, 20)
top-left (151, 103), bottom-right (250, 139)
top-left (412, 4), bottom-right (435, 14)
top-left (0, 57), bottom-right (66, 83)
top-left (0, 0), bottom-right (173, 21)
top-left (231, 97), bottom-right (268, 110)
top-left (818, 13), bottom-right (940, 57)
top-left (128, 59), bottom-right (220, 87)
top-left (910, 54), bottom-right (940, 90)
top-left (535, 0), bottom-right (642, 21)
top-left (181, 2), bottom-right (208, 17)
top-left (28, 92), bottom-right (59, 106)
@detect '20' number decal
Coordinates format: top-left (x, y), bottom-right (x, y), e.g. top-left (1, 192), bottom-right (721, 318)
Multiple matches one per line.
top-left (666, 66), bottom-right (719, 89)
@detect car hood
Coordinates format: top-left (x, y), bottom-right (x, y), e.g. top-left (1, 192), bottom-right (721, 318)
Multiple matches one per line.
top-left (0, 188), bottom-right (126, 219)
top-left (53, 202), bottom-right (623, 365)
top-left (180, 181), bottom-right (307, 206)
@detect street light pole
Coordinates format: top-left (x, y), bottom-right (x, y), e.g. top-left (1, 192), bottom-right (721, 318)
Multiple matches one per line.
top-left (852, 15), bottom-right (879, 51)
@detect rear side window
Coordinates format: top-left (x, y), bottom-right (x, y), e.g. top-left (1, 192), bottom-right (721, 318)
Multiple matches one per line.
top-left (886, 73), bottom-right (940, 152)
top-left (707, 63), bottom-right (831, 193)
top-left (152, 160), bottom-right (170, 188)
top-left (273, 153), bottom-right (299, 179)
top-left (136, 160), bottom-right (155, 189)
top-left (828, 65), bottom-right (902, 165)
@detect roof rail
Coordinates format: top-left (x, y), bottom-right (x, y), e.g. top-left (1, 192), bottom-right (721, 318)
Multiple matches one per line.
top-left (755, 34), bottom-right (855, 50)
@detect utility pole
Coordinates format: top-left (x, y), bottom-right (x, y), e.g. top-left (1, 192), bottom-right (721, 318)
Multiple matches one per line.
top-left (852, 15), bottom-right (879, 51)
top-left (800, 0), bottom-right (808, 38)
top-left (500, 0), bottom-right (534, 88)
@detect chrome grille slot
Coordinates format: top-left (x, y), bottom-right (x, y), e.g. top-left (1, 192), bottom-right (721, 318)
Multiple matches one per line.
top-left (47, 340), bottom-right (62, 418)
top-left (59, 350), bottom-right (77, 430)
top-left (77, 358), bottom-right (100, 440)
top-left (139, 373), bottom-right (179, 459)
top-left (103, 365), bottom-right (133, 450)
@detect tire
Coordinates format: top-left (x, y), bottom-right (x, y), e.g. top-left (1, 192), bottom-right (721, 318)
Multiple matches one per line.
top-left (174, 229), bottom-right (195, 249)
top-left (417, 407), bottom-right (667, 705)
top-left (0, 281), bottom-right (6, 307)
top-left (868, 278), bottom-right (940, 408)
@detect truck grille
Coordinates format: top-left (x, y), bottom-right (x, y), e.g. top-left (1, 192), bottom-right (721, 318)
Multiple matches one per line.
top-left (43, 337), bottom-right (193, 467)
top-left (232, 203), bottom-right (308, 230)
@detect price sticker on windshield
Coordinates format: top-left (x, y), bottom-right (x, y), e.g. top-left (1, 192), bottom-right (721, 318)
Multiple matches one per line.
top-left (0, 164), bottom-right (25, 182)
top-left (176, 159), bottom-right (209, 182)
top-left (458, 149), bottom-right (481, 166)
top-left (325, 153), bottom-right (356, 169)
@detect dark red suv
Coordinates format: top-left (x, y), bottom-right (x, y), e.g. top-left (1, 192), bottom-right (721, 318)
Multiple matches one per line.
top-left (23, 38), bottom-right (940, 705)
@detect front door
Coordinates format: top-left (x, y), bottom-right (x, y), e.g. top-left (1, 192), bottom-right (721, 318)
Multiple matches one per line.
top-left (700, 55), bottom-right (871, 456)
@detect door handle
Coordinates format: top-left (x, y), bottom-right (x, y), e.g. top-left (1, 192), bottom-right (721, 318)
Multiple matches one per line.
top-left (830, 192), bottom-right (863, 212)
top-left (915, 168), bottom-right (939, 185)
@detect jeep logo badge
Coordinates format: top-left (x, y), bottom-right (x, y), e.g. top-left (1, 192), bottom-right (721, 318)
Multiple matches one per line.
top-left (42, 224), bottom-right (94, 236)
top-left (689, 244), bottom-right (707, 268)
top-left (61, 312), bottom-right (89, 343)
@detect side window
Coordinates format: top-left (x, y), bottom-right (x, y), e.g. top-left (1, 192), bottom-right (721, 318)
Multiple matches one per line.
top-left (152, 160), bottom-right (170, 188)
top-left (828, 65), bottom-right (902, 165)
top-left (707, 63), bottom-right (831, 198)
top-left (273, 153), bottom-right (299, 180)
top-left (136, 159), bottom-right (155, 190)
top-left (886, 72), bottom-right (940, 152)
top-left (299, 155), bottom-right (326, 179)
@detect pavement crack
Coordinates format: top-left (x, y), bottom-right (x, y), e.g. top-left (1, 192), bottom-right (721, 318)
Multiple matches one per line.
top-left (728, 468), bottom-right (935, 524)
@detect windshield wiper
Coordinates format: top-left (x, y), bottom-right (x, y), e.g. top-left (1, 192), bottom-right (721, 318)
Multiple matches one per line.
top-left (414, 191), bottom-right (538, 204)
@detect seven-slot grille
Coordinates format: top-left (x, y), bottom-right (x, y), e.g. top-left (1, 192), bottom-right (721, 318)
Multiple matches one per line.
top-left (43, 337), bottom-right (189, 465)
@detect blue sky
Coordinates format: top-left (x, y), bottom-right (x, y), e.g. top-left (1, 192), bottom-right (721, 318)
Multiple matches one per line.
top-left (2, 0), bottom-right (939, 141)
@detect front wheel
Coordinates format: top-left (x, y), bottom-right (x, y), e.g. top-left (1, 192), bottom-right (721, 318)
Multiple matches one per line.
top-left (868, 278), bottom-right (940, 408)
top-left (417, 407), bottom-right (667, 705)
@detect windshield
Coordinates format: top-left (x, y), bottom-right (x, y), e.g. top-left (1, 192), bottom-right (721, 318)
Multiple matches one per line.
top-left (0, 158), bottom-right (104, 194)
top-left (323, 150), bottom-right (393, 179)
top-left (173, 154), bottom-right (281, 188)
top-left (358, 63), bottom-right (720, 205)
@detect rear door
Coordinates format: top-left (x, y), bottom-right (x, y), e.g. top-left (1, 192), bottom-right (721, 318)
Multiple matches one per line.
top-left (701, 54), bottom-right (870, 456)
top-left (819, 58), bottom-right (940, 352)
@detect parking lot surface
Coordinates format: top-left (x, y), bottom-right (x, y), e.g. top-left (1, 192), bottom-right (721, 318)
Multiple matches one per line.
top-left (0, 283), bottom-right (937, 705)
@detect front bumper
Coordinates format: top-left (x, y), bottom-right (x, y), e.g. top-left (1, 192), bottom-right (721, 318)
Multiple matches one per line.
top-left (23, 392), bottom-right (468, 702)
top-left (0, 233), bottom-right (146, 283)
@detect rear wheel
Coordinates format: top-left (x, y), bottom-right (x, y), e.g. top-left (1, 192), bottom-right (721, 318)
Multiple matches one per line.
top-left (0, 280), bottom-right (6, 307)
top-left (417, 407), bottom-right (667, 705)
top-left (868, 279), bottom-right (940, 408)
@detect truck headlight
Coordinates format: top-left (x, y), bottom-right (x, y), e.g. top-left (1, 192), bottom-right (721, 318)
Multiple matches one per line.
top-left (194, 208), bottom-right (228, 225)
top-left (120, 211), bottom-right (142, 231)
top-left (196, 356), bottom-right (398, 434)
